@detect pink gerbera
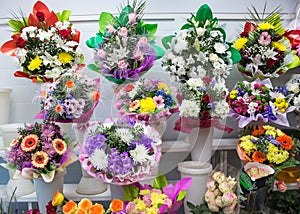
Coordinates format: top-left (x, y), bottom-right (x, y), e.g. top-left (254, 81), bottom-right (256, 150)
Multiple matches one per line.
top-left (153, 95), bottom-right (165, 109)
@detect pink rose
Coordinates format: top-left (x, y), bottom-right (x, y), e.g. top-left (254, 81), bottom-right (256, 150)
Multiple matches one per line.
top-left (118, 60), bottom-right (128, 69)
top-left (222, 191), bottom-right (237, 206)
top-left (207, 200), bottom-right (219, 212)
top-left (207, 180), bottom-right (216, 191)
top-left (119, 27), bottom-right (128, 37)
top-left (215, 196), bottom-right (223, 208)
top-left (107, 25), bottom-right (115, 34)
top-left (222, 202), bottom-right (237, 214)
top-left (214, 188), bottom-right (221, 197)
top-left (212, 171), bottom-right (226, 183)
top-left (219, 182), bottom-right (231, 193)
top-left (128, 13), bottom-right (137, 24)
top-left (276, 180), bottom-right (287, 192)
top-left (205, 191), bottom-right (215, 202)
top-left (126, 202), bottom-right (136, 213)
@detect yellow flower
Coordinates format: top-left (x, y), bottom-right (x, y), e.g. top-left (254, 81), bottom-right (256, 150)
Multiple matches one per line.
top-left (134, 199), bottom-right (146, 211)
top-left (140, 189), bottom-right (151, 196)
top-left (239, 137), bottom-right (257, 155)
top-left (139, 97), bottom-right (156, 113)
top-left (234, 38), bottom-right (248, 50)
top-left (58, 52), bottom-right (74, 65)
top-left (146, 207), bottom-right (159, 214)
top-left (52, 191), bottom-right (64, 206)
top-left (158, 82), bottom-right (170, 94)
top-left (276, 129), bottom-right (284, 136)
top-left (28, 56), bottom-right (43, 71)
top-left (266, 144), bottom-right (289, 164)
top-left (257, 22), bottom-right (274, 31)
top-left (150, 192), bottom-right (166, 207)
top-left (272, 41), bottom-right (287, 52)
top-left (273, 98), bottom-right (288, 113)
top-left (230, 90), bottom-right (238, 99)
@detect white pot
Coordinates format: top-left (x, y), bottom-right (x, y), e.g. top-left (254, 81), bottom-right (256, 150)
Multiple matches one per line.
top-left (0, 123), bottom-right (26, 149)
top-left (6, 169), bottom-right (35, 197)
top-left (76, 168), bottom-right (107, 195)
top-left (0, 89), bottom-right (12, 125)
top-left (33, 169), bottom-right (66, 214)
top-left (178, 161), bottom-right (212, 214)
top-left (188, 127), bottom-right (214, 163)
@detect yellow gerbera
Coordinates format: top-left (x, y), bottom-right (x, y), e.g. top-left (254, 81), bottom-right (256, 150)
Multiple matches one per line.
top-left (272, 41), bottom-right (287, 52)
top-left (28, 56), bottom-right (43, 71)
top-left (58, 52), bottom-right (74, 65)
top-left (139, 97), bottom-right (156, 113)
top-left (257, 22), bottom-right (274, 31)
top-left (234, 38), bottom-right (248, 50)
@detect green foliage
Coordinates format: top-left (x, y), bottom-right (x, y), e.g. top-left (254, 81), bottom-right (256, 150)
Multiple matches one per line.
top-left (153, 174), bottom-right (168, 189)
top-left (99, 12), bottom-right (117, 34)
top-left (56, 10), bottom-right (71, 21)
top-left (187, 201), bottom-right (212, 214)
top-left (266, 190), bottom-right (300, 213)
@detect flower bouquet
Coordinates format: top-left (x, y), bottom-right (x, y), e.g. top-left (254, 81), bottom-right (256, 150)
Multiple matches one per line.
top-left (115, 79), bottom-right (179, 123)
top-left (0, 1), bottom-right (84, 83)
top-left (79, 118), bottom-right (162, 185)
top-left (174, 77), bottom-right (232, 133)
top-left (3, 122), bottom-right (77, 182)
top-left (284, 26), bottom-right (300, 58)
top-left (228, 78), bottom-right (295, 128)
top-left (35, 70), bottom-right (100, 123)
top-left (237, 125), bottom-right (299, 170)
top-left (86, 0), bottom-right (165, 84)
top-left (122, 174), bottom-right (192, 214)
top-left (286, 75), bottom-right (300, 112)
top-left (161, 4), bottom-right (241, 83)
top-left (234, 7), bottom-right (299, 80)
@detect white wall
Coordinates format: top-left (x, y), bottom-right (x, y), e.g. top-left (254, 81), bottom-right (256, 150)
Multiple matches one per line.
top-left (0, 0), bottom-right (298, 139)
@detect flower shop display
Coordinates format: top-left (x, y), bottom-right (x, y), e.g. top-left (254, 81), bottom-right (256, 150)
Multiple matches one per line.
top-left (234, 7), bottom-right (299, 80)
top-left (284, 26), bottom-right (300, 58)
top-left (228, 78), bottom-right (295, 128)
top-left (122, 174), bottom-right (192, 214)
top-left (79, 118), bottom-right (162, 185)
top-left (0, 1), bottom-right (84, 83)
top-left (286, 74), bottom-right (300, 113)
top-left (161, 4), bottom-right (241, 83)
top-left (35, 70), bottom-right (100, 123)
top-left (86, 0), bottom-right (165, 84)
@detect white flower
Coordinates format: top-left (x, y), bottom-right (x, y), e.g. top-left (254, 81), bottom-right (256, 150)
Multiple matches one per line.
top-left (213, 82), bottom-right (228, 94)
top-left (213, 61), bottom-right (222, 69)
top-left (187, 55), bottom-right (195, 65)
top-left (128, 87), bottom-right (138, 99)
top-left (37, 29), bottom-right (51, 41)
top-left (179, 100), bottom-right (200, 118)
top-left (174, 39), bottom-right (188, 53)
top-left (130, 144), bottom-right (150, 163)
top-left (210, 30), bottom-right (221, 38)
top-left (90, 149), bottom-right (108, 170)
top-left (197, 66), bottom-right (207, 77)
top-left (144, 126), bottom-right (161, 144)
top-left (270, 91), bottom-right (286, 99)
top-left (187, 78), bottom-right (203, 89)
top-left (166, 52), bottom-right (176, 60)
top-left (214, 43), bottom-right (227, 54)
top-left (177, 29), bottom-right (189, 39)
top-left (177, 66), bottom-right (186, 75)
top-left (65, 41), bottom-right (79, 47)
top-left (247, 102), bottom-right (258, 114)
top-left (263, 48), bottom-right (277, 60)
top-left (214, 100), bottom-right (229, 119)
top-left (116, 128), bottom-right (134, 144)
top-left (209, 53), bottom-right (219, 62)
top-left (293, 96), bottom-right (300, 109)
top-left (286, 83), bottom-right (300, 94)
top-left (196, 27), bottom-right (206, 36)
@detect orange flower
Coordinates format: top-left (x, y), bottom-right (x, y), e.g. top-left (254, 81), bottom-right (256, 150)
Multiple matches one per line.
top-left (89, 204), bottom-right (105, 214)
top-left (21, 134), bottom-right (39, 152)
top-left (10, 136), bottom-right (22, 147)
top-left (252, 125), bottom-right (265, 137)
top-left (74, 209), bottom-right (87, 214)
top-left (78, 198), bottom-right (92, 211)
top-left (129, 100), bottom-right (140, 112)
top-left (124, 84), bottom-right (134, 92)
top-left (276, 135), bottom-right (294, 150)
top-left (63, 200), bottom-right (77, 214)
top-left (31, 151), bottom-right (49, 168)
top-left (109, 199), bottom-right (124, 212)
top-left (91, 91), bottom-right (100, 101)
top-left (252, 151), bottom-right (266, 163)
top-left (55, 105), bottom-right (63, 113)
top-left (52, 139), bottom-right (67, 155)
top-left (66, 80), bottom-right (74, 88)
top-left (52, 191), bottom-right (64, 206)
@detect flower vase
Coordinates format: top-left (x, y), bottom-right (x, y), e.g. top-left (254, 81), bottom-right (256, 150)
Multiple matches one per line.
top-left (148, 118), bottom-right (167, 137)
top-left (0, 88), bottom-right (12, 125)
top-left (243, 186), bottom-right (269, 213)
top-left (188, 127), bottom-right (214, 163)
top-left (178, 161), bottom-right (212, 214)
top-left (33, 169), bottom-right (66, 214)
top-left (6, 169), bottom-right (35, 197)
top-left (109, 184), bottom-right (124, 200)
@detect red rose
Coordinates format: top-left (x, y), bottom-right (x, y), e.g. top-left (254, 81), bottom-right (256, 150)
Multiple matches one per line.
top-left (58, 29), bottom-right (72, 39)
top-left (16, 37), bottom-right (26, 48)
top-left (36, 11), bottom-right (45, 22)
top-left (284, 30), bottom-right (300, 49)
top-left (266, 59), bottom-right (276, 68)
top-left (201, 111), bottom-right (210, 119)
top-left (202, 94), bottom-right (213, 103)
top-left (276, 180), bottom-right (287, 192)
top-left (203, 77), bottom-right (212, 84)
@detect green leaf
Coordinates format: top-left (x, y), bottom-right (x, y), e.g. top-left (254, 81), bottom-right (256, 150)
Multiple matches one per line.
top-left (99, 12), bottom-right (117, 34)
top-left (57, 10), bottom-right (71, 21)
top-left (142, 23), bottom-right (158, 35)
top-left (215, 27), bottom-right (226, 40)
top-left (104, 75), bottom-right (125, 84)
top-left (8, 19), bottom-right (26, 33)
top-left (266, 13), bottom-right (285, 35)
top-left (153, 174), bottom-right (168, 189)
top-left (152, 44), bottom-right (165, 59)
top-left (86, 33), bottom-right (104, 48)
top-left (176, 190), bottom-right (186, 201)
top-left (229, 46), bottom-right (242, 64)
top-left (181, 23), bottom-right (192, 30)
top-left (196, 4), bottom-right (213, 22)
top-left (161, 35), bottom-right (175, 49)
top-left (87, 64), bottom-right (101, 72)
top-left (118, 5), bottom-right (133, 26)
top-left (123, 185), bottom-right (139, 201)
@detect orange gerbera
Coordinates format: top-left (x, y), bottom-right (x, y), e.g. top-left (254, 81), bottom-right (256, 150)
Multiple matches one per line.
top-left (66, 80), bottom-right (74, 88)
top-left (129, 100), bottom-right (140, 112)
top-left (109, 199), bottom-right (124, 212)
top-left (10, 135), bottom-right (22, 147)
top-left (52, 139), bottom-right (67, 155)
top-left (252, 125), bottom-right (265, 137)
top-left (124, 84), bottom-right (134, 92)
top-left (21, 134), bottom-right (39, 152)
top-left (55, 105), bottom-right (63, 113)
top-left (91, 91), bottom-right (100, 101)
top-left (252, 151), bottom-right (266, 163)
top-left (52, 191), bottom-right (64, 206)
top-left (89, 204), bottom-right (105, 214)
top-left (78, 198), bottom-right (92, 211)
top-left (31, 151), bottom-right (49, 168)
top-left (276, 135), bottom-right (294, 150)
top-left (63, 200), bottom-right (77, 214)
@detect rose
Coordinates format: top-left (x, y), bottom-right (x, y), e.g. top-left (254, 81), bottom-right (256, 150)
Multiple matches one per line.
top-left (207, 200), bottom-right (219, 212)
top-left (202, 94), bottom-right (213, 103)
top-left (16, 37), bottom-right (26, 48)
top-left (36, 11), bottom-right (45, 22)
top-left (59, 29), bottom-right (72, 39)
top-left (128, 13), bottom-right (136, 24)
top-left (222, 191), bottom-right (237, 206)
top-left (118, 27), bottom-right (128, 37)
top-left (204, 191), bottom-right (215, 202)
top-left (207, 179), bottom-right (216, 191)
top-left (222, 202), bottom-right (237, 214)
top-left (201, 111), bottom-right (211, 119)
top-left (215, 196), bottom-right (223, 208)
top-left (212, 171), bottom-right (226, 183)
top-left (276, 180), bottom-right (287, 192)
top-left (219, 181), bottom-right (232, 193)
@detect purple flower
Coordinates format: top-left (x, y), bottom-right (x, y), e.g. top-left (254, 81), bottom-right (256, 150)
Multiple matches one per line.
top-left (41, 123), bottom-right (56, 141)
top-left (84, 134), bottom-right (107, 156)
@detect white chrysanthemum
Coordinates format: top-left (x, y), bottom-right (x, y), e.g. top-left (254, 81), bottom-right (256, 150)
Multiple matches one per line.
top-left (270, 91), bottom-right (286, 99)
top-left (294, 96), bottom-right (300, 109)
top-left (179, 100), bottom-right (200, 118)
top-left (213, 81), bottom-right (228, 95)
top-left (286, 83), bottom-right (300, 94)
top-left (90, 149), bottom-right (108, 171)
top-left (214, 43), bottom-right (227, 54)
top-left (130, 144), bottom-right (150, 163)
top-left (213, 100), bottom-right (229, 119)
top-left (209, 53), bottom-right (219, 62)
top-left (116, 128), bottom-right (134, 144)
top-left (196, 27), bottom-right (206, 36)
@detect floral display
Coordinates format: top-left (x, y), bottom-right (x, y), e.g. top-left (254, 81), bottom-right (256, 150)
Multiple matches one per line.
top-left (86, 0), bottom-right (164, 84)
top-left (115, 79), bottom-right (178, 122)
top-left (234, 11), bottom-right (299, 79)
top-left (228, 78), bottom-right (295, 128)
top-left (283, 26), bottom-right (300, 57)
top-left (174, 77), bottom-right (232, 133)
top-left (0, 1), bottom-right (84, 83)
top-left (35, 70), bottom-right (100, 123)
top-left (4, 122), bottom-right (77, 182)
top-left (161, 4), bottom-right (241, 83)
top-left (286, 75), bottom-right (300, 112)
top-left (237, 125), bottom-right (299, 169)
top-left (123, 174), bottom-right (192, 214)
top-left (79, 118), bottom-right (161, 185)
top-left (245, 165), bottom-right (270, 179)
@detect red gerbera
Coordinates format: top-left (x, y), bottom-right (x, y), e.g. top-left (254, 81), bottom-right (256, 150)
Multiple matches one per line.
top-left (21, 134), bottom-right (39, 152)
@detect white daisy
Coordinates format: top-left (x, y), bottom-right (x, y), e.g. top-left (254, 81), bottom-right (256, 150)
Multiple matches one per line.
top-left (130, 144), bottom-right (150, 163)
top-left (179, 100), bottom-right (200, 118)
top-left (116, 128), bottom-right (134, 144)
top-left (90, 149), bottom-right (108, 171)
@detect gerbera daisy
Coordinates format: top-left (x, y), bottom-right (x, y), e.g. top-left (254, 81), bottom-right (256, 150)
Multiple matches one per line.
top-left (10, 135), bottom-right (22, 147)
top-left (21, 134), bottom-right (39, 152)
top-left (32, 151), bottom-right (49, 168)
top-left (252, 151), bottom-right (266, 163)
top-left (52, 139), bottom-right (67, 155)
top-left (276, 135), bottom-right (294, 150)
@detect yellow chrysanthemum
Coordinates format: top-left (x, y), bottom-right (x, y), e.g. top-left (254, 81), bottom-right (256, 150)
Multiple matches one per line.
top-left (134, 199), bottom-right (146, 211)
top-left (230, 90), bottom-right (238, 99)
top-left (150, 192), bottom-right (166, 207)
top-left (139, 189), bottom-right (151, 196)
top-left (234, 38), bottom-right (248, 50)
top-left (257, 22), bottom-right (274, 31)
top-left (272, 41), bottom-right (287, 52)
top-left (158, 82), bottom-right (170, 94)
top-left (139, 97), bottom-right (156, 113)
top-left (276, 129), bottom-right (284, 137)
top-left (239, 138), bottom-right (257, 155)
top-left (267, 144), bottom-right (289, 164)
top-left (28, 56), bottom-right (43, 71)
top-left (58, 52), bottom-right (74, 65)
top-left (146, 207), bottom-right (159, 214)
top-left (263, 125), bottom-right (278, 137)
